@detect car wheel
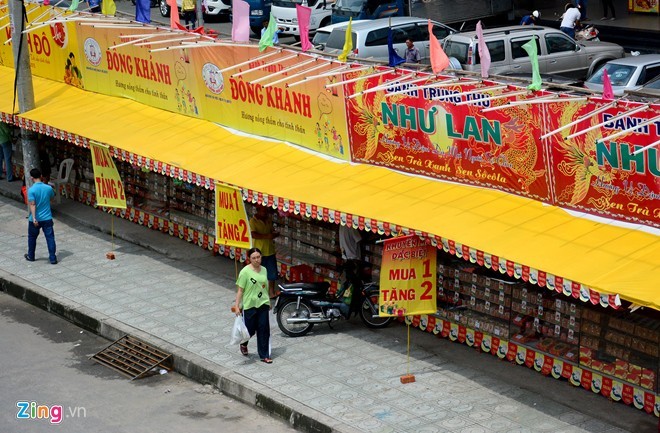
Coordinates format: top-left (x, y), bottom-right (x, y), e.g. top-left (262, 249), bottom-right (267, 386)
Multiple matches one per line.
top-left (159, 0), bottom-right (171, 17)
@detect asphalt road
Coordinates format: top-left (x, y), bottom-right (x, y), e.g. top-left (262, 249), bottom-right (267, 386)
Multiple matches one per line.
top-left (0, 291), bottom-right (297, 433)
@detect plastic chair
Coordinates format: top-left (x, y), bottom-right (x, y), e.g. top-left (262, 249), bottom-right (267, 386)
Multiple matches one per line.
top-left (51, 158), bottom-right (74, 203)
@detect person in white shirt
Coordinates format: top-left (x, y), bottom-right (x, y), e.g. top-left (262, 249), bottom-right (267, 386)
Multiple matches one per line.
top-left (560, 3), bottom-right (581, 39)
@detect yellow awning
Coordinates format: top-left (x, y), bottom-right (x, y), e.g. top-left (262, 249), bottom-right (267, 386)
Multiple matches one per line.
top-left (2, 67), bottom-right (658, 310)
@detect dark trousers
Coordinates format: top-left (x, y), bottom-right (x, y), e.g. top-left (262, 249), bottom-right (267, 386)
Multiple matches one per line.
top-left (27, 219), bottom-right (57, 263)
top-left (183, 10), bottom-right (196, 29)
top-left (601, 0), bottom-right (615, 17)
top-left (242, 305), bottom-right (270, 359)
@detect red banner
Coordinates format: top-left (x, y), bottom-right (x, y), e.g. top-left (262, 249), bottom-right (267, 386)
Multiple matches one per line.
top-left (346, 70), bottom-right (552, 201)
top-left (544, 99), bottom-right (659, 227)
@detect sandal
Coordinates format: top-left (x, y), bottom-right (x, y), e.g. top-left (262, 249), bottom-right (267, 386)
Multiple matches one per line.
top-left (239, 343), bottom-right (248, 356)
top-left (261, 358), bottom-right (273, 364)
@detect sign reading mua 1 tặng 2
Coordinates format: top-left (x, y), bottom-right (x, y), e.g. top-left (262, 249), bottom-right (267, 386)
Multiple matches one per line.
top-left (214, 183), bottom-right (251, 249)
top-left (379, 235), bottom-right (437, 317)
top-left (90, 142), bottom-right (126, 209)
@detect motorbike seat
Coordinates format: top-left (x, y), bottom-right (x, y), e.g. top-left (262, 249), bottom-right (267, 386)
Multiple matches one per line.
top-left (280, 281), bottom-right (330, 294)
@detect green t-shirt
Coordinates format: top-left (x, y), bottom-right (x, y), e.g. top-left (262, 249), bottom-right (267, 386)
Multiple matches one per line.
top-left (236, 265), bottom-right (269, 310)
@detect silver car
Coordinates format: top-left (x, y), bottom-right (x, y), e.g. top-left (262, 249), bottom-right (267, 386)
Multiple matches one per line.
top-left (443, 25), bottom-right (625, 80)
top-left (323, 17), bottom-right (455, 63)
top-left (584, 54), bottom-right (660, 96)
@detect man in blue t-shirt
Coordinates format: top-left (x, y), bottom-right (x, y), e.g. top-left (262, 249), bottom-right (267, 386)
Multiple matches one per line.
top-left (26, 168), bottom-right (58, 264)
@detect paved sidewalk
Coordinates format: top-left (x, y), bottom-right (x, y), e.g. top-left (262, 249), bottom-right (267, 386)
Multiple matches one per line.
top-left (0, 187), bottom-right (655, 433)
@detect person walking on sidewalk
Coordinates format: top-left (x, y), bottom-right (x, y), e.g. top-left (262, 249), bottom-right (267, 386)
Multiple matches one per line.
top-left (181, 0), bottom-right (196, 30)
top-left (249, 205), bottom-right (279, 299)
top-left (0, 121), bottom-right (14, 182)
top-left (234, 247), bottom-right (272, 364)
top-left (25, 168), bottom-right (58, 264)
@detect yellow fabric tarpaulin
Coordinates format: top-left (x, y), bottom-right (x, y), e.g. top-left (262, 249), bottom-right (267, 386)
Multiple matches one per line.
top-left (1, 67), bottom-right (658, 310)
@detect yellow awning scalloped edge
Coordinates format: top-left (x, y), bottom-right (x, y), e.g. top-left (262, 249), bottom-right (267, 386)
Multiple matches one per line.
top-left (1, 67), bottom-right (658, 311)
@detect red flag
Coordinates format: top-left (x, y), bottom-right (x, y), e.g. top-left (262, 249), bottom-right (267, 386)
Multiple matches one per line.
top-left (232, 0), bottom-right (250, 42)
top-left (602, 68), bottom-right (614, 99)
top-left (428, 20), bottom-right (449, 74)
top-left (296, 4), bottom-right (312, 52)
top-left (476, 21), bottom-right (490, 78)
top-left (167, 0), bottom-right (181, 30)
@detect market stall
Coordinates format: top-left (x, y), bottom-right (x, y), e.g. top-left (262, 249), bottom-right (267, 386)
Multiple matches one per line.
top-left (0, 3), bottom-right (658, 416)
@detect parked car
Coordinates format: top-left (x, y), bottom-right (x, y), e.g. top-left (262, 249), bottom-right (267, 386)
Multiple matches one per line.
top-left (584, 54), bottom-right (660, 96)
top-left (159, 0), bottom-right (231, 19)
top-left (312, 20), bottom-right (368, 50)
top-left (273, 0), bottom-right (336, 39)
top-left (443, 25), bottom-right (624, 80)
top-left (323, 17), bottom-right (456, 62)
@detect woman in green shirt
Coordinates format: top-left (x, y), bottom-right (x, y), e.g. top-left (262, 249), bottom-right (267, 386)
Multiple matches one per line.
top-left (234, 248), bottom-right (273, 363)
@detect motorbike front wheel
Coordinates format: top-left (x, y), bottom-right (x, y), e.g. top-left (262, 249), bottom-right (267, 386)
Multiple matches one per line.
top-left (359, 295), bottom-right (392, 328)
top-left (277, 299), bottom-right (314, 337)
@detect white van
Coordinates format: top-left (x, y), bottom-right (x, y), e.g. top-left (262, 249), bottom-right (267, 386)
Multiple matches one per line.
top-left (323, 17), bottom-right (455, 62)
top-left (272, 0), bottom-right (336, 39)
top-left (312, 20), bottom-right (369, 50)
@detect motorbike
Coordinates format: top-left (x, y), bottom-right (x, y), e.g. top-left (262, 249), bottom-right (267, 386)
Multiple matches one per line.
top-left (575, 25), bottom-right (600, 41)
top-left (273, 275), bottom-right (392, 337)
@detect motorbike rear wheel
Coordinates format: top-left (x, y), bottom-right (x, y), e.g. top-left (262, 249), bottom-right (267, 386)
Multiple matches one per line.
top-left (277, 299), bottom-right (314, 337)
top-left (359, 295), bottom-right (392, 328)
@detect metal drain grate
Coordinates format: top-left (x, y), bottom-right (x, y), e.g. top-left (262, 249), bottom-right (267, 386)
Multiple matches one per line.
top-left (91, 335), bottom-right (172, 380)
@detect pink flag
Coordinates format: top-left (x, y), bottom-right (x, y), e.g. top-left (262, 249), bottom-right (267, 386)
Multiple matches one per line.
top-left (428, 20), bottom-right (449, 74)
top-left (602, 68), bottom-right (614, 99)
top-left (476, 21), bottom-right (490, 78)
top-left (167, 0), bottom-right (181, 30)
top-left (296, 4), bottom-right (312, 52)
top-left (232, 0), bottom-right (250, 42)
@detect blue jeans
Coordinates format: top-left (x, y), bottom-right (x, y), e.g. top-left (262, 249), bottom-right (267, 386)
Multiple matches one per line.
top-left (1, 141), bottom-right (12, 181)
top-left (561, 27), bottom-right (576, 39)
top-left (27, 219), bottom-right (57, 262)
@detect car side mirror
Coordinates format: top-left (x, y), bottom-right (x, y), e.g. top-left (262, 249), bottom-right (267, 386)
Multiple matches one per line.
top-left (575, 44), bottom-right (580, 51)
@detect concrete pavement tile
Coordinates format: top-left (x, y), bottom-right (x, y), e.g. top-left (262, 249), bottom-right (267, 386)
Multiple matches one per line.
top-left (335, 408), bottom-right (371, 425)
top-left (364, 403), bottom-right (417, 424)
top-left (476, 414), bottom-right (519, 431)
top-left (333, 388), bottom-right (361, 400)
top-left (343, 395), bottom-right (377, 410)
top-left (355, 417), bottom-right (396, 433)
top-left (557, 411), bottom-right (591, 425)
top-left (209, 351), bottom-right (234, 363)
top-left (554, 426), bottom-right (589, 433)
top-left (491, 402), bottom-right (528, 416)
top-left (501, 428), bottom-right (535, 433)
top-left (575, 418), bottom-right (622, 432)
top-left (456, 426), bottom-right (492, 433)
top-left (439, 415), bottom-right (476, 430)
top-left (307, 395), bottom-right (341, 411)
top-left (414, 421), bottom-right (456, 432)
top-left (519, 416), bottom-right (568, 432)
top-left (466, 410), bottom-right (497, 422)
top-left (435, 397), bottom-right (463, 408)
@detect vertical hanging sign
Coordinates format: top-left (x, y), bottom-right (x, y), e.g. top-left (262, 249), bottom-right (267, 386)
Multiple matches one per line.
top-left (379, 235), bottom-right (437, 317)
top-left (214, 183), bottom-right (251, 248)
top-left (90, 141), bottom-right (126, 209)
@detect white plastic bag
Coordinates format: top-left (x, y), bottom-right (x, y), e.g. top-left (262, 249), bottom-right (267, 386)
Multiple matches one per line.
top-left (229, 315), bottom-right (250, 345)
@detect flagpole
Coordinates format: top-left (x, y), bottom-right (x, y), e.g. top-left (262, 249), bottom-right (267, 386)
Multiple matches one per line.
top-left (632, 138), bottom-right (660, 155)
top-left (596, 115), bottom-right (660, 144)
top-left (540, 99), bottom-right (618, 139)
top-left (564, 104), bottom-right (650, 140)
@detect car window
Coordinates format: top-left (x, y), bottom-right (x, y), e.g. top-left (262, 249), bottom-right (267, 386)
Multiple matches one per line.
top-left (637, 64), bottom-right (660, 85)
top-left (545, 34), bottom-right (575, 54)
top-left (365, 28), bottom-right (389, 46)
top-left (475, 40), bottom-right (505, 64)
top-left (396, 24), bottom-right (422, 44)
top-left (587, 64), bottom-right (636, 86)
top-left (325, 29), bottom-right (357, 49)
top-left (312, 31), bottom-right (331, 47)
top-left (511, 37), bottom-right (541, 60)
top-left (443, 40), bottom-right (469, 64)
